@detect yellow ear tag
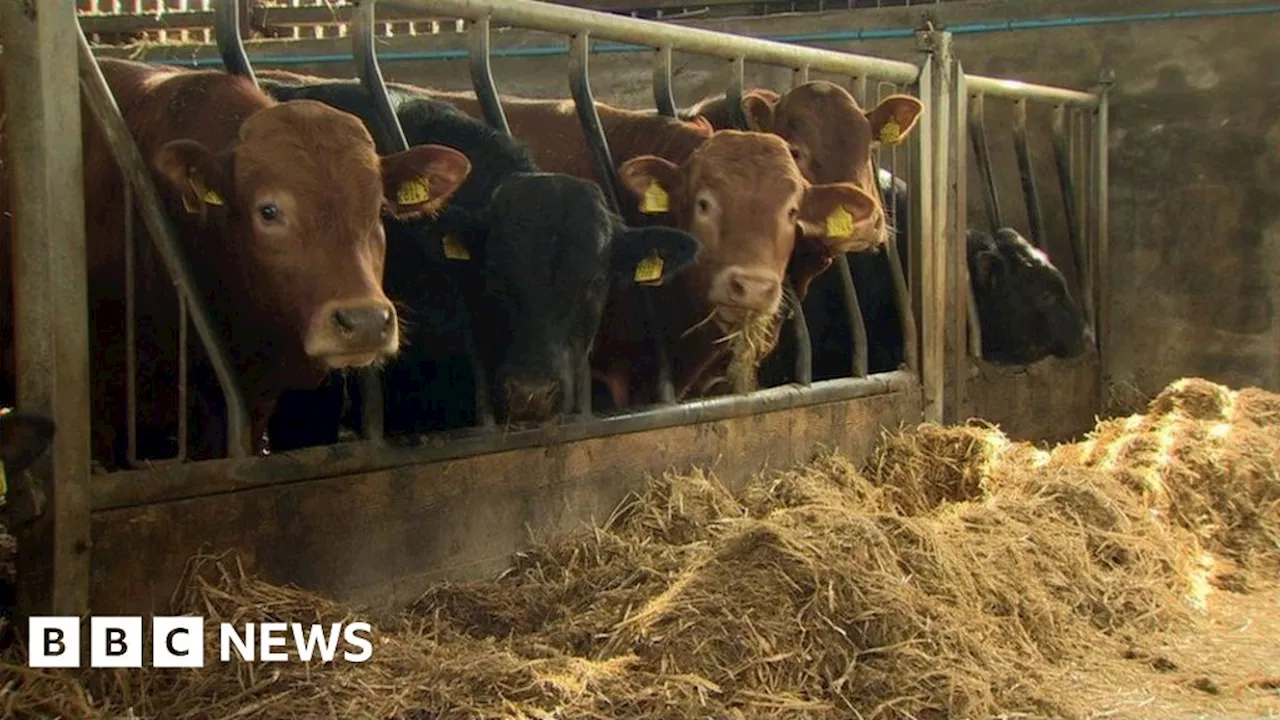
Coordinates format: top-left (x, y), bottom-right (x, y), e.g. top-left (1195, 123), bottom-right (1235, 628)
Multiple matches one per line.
top-left (633, 253), bottom-right (664, 284)
top-left (825, 205), bottom-right (855, 238)
top-left (879, 117), bottom-right (903, 146)
top-left (201, 188), bottom-right (224, 206)
top-left (0, 462), bottom-right (7, 505)
top-left (397, 177), bottom-right (431, 206)
top-left (442, 234), bottom-right (471, 261)
top-left (640, 180), bottom-right (669, 214)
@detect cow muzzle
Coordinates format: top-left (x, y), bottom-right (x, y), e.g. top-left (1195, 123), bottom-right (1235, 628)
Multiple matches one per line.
top-left (306, 299), bottom-right (400, 368)
top-left (496, 376), bottom-right (563, 425)
top-left (708, 267), bottom-right (782, 330)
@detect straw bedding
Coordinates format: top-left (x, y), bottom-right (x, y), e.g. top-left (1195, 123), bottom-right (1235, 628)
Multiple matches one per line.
top-left (1, 377), bottom-right (1276, 719)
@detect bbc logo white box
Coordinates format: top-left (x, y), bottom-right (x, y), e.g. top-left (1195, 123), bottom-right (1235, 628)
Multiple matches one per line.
top-left (91, 616), bottom-right (143, 668)
top-left (28, 616), bottom-right (80, 668)
top-left (153, 616), bottom-right (205, 668)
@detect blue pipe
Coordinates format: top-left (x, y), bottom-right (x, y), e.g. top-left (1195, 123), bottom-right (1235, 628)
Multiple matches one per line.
top-left (144, 3), bottom-right (1280, 68)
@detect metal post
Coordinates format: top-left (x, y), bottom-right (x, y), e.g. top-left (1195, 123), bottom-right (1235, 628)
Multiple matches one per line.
top-left (1052, 105), bottom-right (1093, 333)
top-left (913, 28), bottom-right (949, 425)
top-left (652, 45), bottom-right (677, 118)
top-left (1011, 98), bottom-right (1047, 248)
top-left (1, 0), bottom-right (92, 621)
top-left (468, 17), bottom-right (511, 136)
top-left (1093, 70), bottom-right (1112, 397)
top-left (725, 56), bottom-right (747, 131)
top-left (945, 62), bottom-right (969, 423)
top-left (967, 93), bottom-right (1003, 232)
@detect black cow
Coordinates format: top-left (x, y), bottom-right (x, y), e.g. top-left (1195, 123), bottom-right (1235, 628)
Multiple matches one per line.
top-left (0, 409), bottom-right (56, 646)
top-left (760, 170), bottom-right (1090, 386)
top-left (260, 76), bottom-right (701, 448)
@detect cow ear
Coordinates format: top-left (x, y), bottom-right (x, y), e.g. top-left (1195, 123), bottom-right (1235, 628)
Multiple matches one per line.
top-left (741, 89), bottom-right (779, 131)
top-left (0, 410), bottom-right (56, 479)
top-left (381, 144), bottom-right (472, 219)
top-left (866, 94), bottom-right (923, 147)
top-left (973, 249), bottom-right (1008, 285)
top-left (153, 140), bottom-right (229, 223)
top-left (797, 183), bottom-right (880, 255)
top-left (612, 225), bottom-right (702, 287)
top-left (618, 156), bottom-right (681, 216)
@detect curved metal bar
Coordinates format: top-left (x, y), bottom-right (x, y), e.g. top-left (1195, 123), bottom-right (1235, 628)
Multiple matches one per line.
top-left (834, 254), bottom-right (868, 378)
top-left (1052, 105), bottom-right (1093, 332)
top-left (214, 0), bottom-right (257, 84)
top-left (652, 45), bottom-right (677, 118)
top-left (77, 26), bottom-right (252, 459)
top-left (568, 33), bottom-right (624, 211)
top-left (1011, 98), bottom-right (1047, 248)
top-left (967, 93), bottom-right (1002, 232)
top-left (468, 17), bottom-right (511, 135)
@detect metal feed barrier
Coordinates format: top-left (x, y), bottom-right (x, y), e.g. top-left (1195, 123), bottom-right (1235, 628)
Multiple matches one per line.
top-left (1, 0), bottom-right (1108, 618)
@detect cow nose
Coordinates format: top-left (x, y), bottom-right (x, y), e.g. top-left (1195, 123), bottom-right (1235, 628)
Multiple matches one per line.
top-left (500, 376), bottom-right (562, 423)
top-left (726, 270), bottom-right (781, 311)
top-left (330, 303), bottom-right (395, 347)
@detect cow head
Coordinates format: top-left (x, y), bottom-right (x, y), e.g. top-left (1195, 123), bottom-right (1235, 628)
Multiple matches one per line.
top-left (443, 173), bottom-right (700, 424)
top-left (967, 228), bottom-right (1092, 365)
top-left (151, 98), bottom-right (471, 374)
top-left (740, 81), bottom-right (923, 256)
top-left (618, 131), bottom-right (877, 337)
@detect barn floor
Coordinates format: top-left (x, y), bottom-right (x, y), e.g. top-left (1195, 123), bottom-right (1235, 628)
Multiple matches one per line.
top-left (1068, 582), bottom-right (1280, 719)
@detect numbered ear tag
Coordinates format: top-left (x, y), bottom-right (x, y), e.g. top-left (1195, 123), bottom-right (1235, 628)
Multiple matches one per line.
top-left (634, 253), bottom-right (664, 284)
top-left (825, 205), bottom-right (855, 238)
top-left (201, 188), bottom-right (224, 205)
top-left (397, 177), bottom-right (431, 205)
top-left (641, 181), bottom-right (669, 214)
top-left (442, 234), bottom-right (471, 261)
top-left (879, 117), bottom-right (903, 146)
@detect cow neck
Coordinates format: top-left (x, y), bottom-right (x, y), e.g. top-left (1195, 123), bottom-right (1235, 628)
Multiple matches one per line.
top-left (597, 108), bottom-right (709, 167)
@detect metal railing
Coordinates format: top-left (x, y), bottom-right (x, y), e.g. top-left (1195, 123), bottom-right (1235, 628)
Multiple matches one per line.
top-left (960, 69), bottom-right (1108, 365)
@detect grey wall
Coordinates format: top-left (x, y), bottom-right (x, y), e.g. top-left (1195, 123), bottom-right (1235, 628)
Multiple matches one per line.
top-left (115, 0), bottom-right (1280, 401)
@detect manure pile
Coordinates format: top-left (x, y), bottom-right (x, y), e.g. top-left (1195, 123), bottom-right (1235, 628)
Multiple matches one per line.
top-left (2, 377), bottom-right (1277, 719)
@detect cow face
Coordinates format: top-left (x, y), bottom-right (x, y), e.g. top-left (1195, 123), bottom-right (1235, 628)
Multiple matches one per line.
top-left (741, 81), bottom-right (923, 256)
top-left (446, 173), bottom-right (700, 424)
top-left (151, 99), bottom-right (471, 372)
top-left (617, 131), bottom-right (877, 334)
top-left (967, 228), bottom-right (1091, 365)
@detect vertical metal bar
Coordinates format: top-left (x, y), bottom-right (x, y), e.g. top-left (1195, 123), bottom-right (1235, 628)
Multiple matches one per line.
top-left (1093, 82), bottom-right (1110, 383)
top-left (913, 31), bottom-right (947, 425)
top-left (945, 62), bottom-right (969, 423)
top-left (1052, 105), bottom-right (1093, 332)
top-left (792, 64), bottom-right (810, 86)
top-left (214, 0), bottom-right (257, 84)
top-left (1011, 98), bottom-right (1046, 248)
top-left (644, 44), bottom-right (677, 404)
top-left (124, 180), bottom-right (139, 466)
top-left (652, 45), bottom-right (677, 118)
top-left (833, 255), bottom-right (867, 378)
top-left (468, 17), bottom-right (511, 136)
top-left (568, 32), bottom-right (624, 212)
top-left (77, 26), bottom-right (252, 459)
top-left (967, 93), bottom-right (1002, 231)
top-left (1, 0), bottom-right (92, 623)
top-left (725, 55), bottom-right (747, 131)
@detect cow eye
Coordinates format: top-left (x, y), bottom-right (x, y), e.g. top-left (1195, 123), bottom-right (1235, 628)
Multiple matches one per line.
top-left (697, 198), bottom-right (711, 214)
top-left (788, 146), bottom-right (802, 161)
top-left (257, 203), bottom-right (280, 222)
top-left (787, 207), bottom-right (799, 223)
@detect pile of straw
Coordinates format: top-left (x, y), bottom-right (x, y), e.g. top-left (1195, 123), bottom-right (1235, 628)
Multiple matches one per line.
top-left (1, 377), bottom-right (1276, 719)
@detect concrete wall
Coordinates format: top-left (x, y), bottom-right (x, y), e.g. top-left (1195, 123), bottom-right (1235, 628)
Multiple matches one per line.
top-left (114, 0), bottom-right (1280, 405)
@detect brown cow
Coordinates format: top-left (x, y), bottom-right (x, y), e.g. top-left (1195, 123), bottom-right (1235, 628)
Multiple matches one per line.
top-left (406, 89), bottom-right (880, 407)
top-left (684, 81), bottom-right (923, 291)
top-left (0, 58), bottom-right (472, 470)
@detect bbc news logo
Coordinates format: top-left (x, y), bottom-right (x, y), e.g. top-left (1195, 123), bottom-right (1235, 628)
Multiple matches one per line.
top-left (28, 617), bottom-right (374, 668)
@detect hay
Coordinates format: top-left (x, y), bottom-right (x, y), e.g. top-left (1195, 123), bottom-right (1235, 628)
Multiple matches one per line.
top-left (2, 377), bottom-right (1277, 719)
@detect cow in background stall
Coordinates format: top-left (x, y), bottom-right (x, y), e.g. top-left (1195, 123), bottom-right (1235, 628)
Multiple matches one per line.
top-left (0, 408), bottom-right (55, 647)
top-left (0, 57), bottom-right (472, 470)
top-left (417, 89), bottom-right (882, 409)
top-left (254, 71), bottom-right (701, 448)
